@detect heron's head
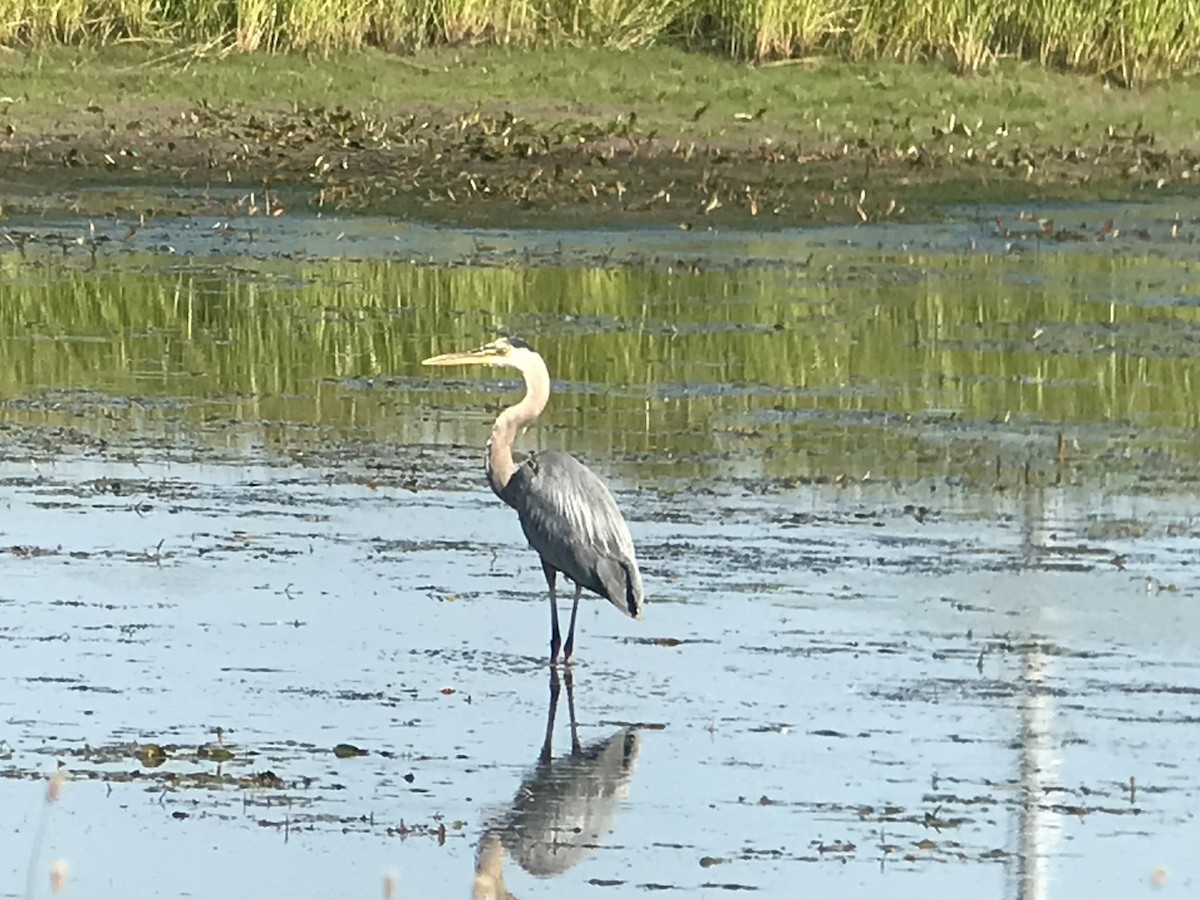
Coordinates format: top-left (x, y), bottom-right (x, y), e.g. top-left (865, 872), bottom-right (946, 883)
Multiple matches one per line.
top-left (422, 337), bottom-right (538, 371)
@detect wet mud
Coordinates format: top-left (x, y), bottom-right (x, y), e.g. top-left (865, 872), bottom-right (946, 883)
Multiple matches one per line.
top-left (2, 199), bottom-right (1200, 899)
top-left (2, 99), bottom-right (1197, 230)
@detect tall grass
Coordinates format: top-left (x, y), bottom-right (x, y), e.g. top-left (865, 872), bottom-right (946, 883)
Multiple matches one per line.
top-left (439, 0), bottom-right (538, 45)
top-left (287, 0), bottom-right (372, 51)
top-left (1102, 0), bottom-right (1200, 85)
top-left (0, 0), bottom-right (161, 43)
top-left (850, 0), bottom-right (1022, 72)
top-left (712, 0), bottom-right (842, 61)
top-left (1, 0), bottom-right (1199, 81)
top-left (368, 0), bottom-right (438, 49)
top-left (1017, 0), bottom-right (1109, 71)
top-left (232, 0), bottom-right (277, 50)
top-left (154, 0), bottom-right (230, 43)
top-left (557, 0), bottom-right (692, 49)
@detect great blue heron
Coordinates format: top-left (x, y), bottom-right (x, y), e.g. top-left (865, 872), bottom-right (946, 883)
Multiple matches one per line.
top-left (422, 337), bottom-right (643, 665)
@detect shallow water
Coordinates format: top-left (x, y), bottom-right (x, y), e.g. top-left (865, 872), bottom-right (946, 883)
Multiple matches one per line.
top-left (2, 200), bottom-right (1199, 899)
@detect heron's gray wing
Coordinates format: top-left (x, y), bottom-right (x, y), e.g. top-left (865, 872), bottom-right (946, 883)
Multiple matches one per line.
top-left (505, 450), bottom-right (643, 618)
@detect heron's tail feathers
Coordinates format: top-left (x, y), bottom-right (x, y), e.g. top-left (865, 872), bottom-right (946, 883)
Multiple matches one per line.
top-left (595, 555), bottom-right (643, 620)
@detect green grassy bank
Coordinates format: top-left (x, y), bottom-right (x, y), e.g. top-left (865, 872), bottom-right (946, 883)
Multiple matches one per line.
top-left (3, 0), bottom-right (1200, 84)
top-left (1, 43), bottom-right (1198, 227)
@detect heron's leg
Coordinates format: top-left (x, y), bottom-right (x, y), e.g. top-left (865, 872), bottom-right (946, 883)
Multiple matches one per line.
top-left (563, 664), bottom-right (581, 755)
top-left (562, 581), bottom-right (584, 665)
top-left (542, 560), bottom-right (561, 665)
top-left (540, 666), bottom-right (561, 763)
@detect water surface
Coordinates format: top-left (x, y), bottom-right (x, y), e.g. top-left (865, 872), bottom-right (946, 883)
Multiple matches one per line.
top-left (2, 201), bottom-right (1198, 899)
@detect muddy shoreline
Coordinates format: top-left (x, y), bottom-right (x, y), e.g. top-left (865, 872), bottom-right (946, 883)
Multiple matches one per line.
top-left (1, 99), bottom-right (1191, 229)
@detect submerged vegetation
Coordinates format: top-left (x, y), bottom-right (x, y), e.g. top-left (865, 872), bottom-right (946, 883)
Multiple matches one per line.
top-left (1, 0), bottom-right (1199, 83)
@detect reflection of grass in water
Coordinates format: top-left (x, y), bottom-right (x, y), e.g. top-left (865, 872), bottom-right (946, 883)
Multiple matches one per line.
top-left (1, 252), bottom-right (1198, 483)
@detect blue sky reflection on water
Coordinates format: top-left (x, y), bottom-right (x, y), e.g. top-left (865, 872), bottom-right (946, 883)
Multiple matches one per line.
top-left (1, 451), bottom-right (1197, 899)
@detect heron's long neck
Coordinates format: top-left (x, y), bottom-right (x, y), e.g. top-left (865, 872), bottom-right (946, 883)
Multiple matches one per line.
top-left (487, 357), bottom-right (550, 499)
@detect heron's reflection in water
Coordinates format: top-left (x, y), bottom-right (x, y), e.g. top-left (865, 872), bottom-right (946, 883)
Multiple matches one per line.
top-left (473, 669), bottom-right (641, 900)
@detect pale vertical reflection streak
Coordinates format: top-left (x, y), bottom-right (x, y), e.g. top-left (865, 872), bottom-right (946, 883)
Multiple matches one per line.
top-left (1008, 488), bottom-right (1065, 900)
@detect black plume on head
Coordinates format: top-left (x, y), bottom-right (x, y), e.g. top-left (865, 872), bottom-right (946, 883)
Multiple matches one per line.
top-left (506, 336), bottom-right (534, 351)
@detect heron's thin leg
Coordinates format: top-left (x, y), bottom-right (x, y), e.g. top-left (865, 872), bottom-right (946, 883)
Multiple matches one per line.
top-left (563, 582), bottom-right (583, 665)
top-left (563, 664), bottom-right (581, 755)
top-left (540, 666), bottom-right (561, 763)
top-left (542, 560), bottom-right (561, 665)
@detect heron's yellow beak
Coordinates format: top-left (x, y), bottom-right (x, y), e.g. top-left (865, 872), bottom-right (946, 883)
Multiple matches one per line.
top-left (422, 342), bottom-right (508, 367)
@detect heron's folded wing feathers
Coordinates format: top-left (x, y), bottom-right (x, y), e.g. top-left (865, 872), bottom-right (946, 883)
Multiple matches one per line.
top-left (508, 451), bottom-right (643, 618)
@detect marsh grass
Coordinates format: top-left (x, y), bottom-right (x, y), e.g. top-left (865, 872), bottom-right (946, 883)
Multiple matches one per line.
top-left (1019, 0), bottom-right (1108, 71)
top-left (3, 0), bottom-right (1200, 80)
top-left (439, 0), bottom-right (538, 45)
top-left (233, 0), bottom-right (280, 51)
top-left (0, 0), bottom-right (160, 43)
top-left (1102, 0), bottom-right (1200, 86)
top-left (713, 0), bottom-right (842, 61)
top-left (557, 0), bottom-right (692, 49)
top-left (851, 0), bottom-right (1030, 73)
top-left (368, 0), bottom-right (436, 49)
top-left (287, 0), bottom-right (373, 51)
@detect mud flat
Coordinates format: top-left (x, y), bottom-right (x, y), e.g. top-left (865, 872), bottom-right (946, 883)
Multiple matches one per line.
top-left (4, 48), bottom-right (1200, 230)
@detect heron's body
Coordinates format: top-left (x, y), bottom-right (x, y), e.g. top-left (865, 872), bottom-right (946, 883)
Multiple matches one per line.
top-left (501, 450), bottom-right (642, 620)
top-left (423, 337), bottom-right (643, 664)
